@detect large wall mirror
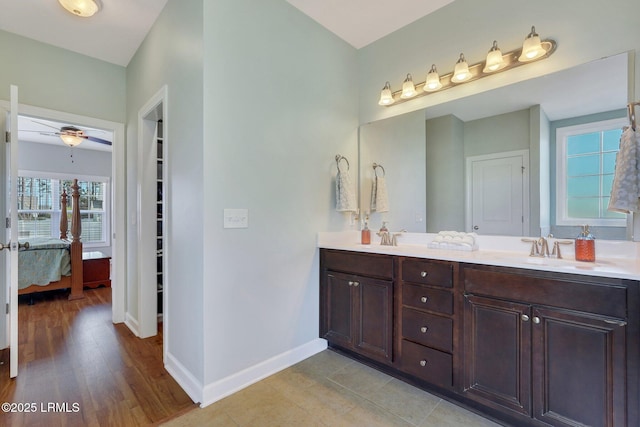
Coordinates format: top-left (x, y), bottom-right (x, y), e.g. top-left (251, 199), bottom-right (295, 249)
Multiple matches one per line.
top-left (359, 51), bottom-right (630, 240)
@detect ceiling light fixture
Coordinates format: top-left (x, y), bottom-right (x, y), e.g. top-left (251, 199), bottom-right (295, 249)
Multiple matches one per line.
top-left (60, 134), bottom-right (83, 147)
top-left (58, 0), bottom-right (101, 18)
top-left (378, 26), bottom-right (556, 107)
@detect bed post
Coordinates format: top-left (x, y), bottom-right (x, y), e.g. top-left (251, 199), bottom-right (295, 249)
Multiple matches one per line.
top-left (68, 179), bottom-right (84, 300)
top-left (60, 189), bottom-right (68, 240)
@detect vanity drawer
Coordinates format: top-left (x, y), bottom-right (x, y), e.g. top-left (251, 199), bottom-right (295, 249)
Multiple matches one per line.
top-left (403, 283), bottom-right (453, 315)
top-left (402, 259), bottom-right (453, 288)
top-left (322, 249), bottom-right (393, 279)
top-left (402, 308), bottom-right (453, 352)
top-left (400, 340), bottom-right (452, 388)
top-left (462, 265), bottom-right (627, 318)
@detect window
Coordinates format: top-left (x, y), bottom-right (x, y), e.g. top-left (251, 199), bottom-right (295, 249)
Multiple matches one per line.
top-left (556, 118), bottom-right (627, 226)
top-left (18, 173), bottom-right (110, 246)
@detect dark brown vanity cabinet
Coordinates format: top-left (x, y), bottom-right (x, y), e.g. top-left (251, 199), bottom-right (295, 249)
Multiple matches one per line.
top-left (319, 250), bottom-right (639, 427)
top-left (320, 249), bottom-right (394, 364)
top-left (462, 264), bottom-right (636, 427)
top-left (399, 258), bottom-right (455, 389)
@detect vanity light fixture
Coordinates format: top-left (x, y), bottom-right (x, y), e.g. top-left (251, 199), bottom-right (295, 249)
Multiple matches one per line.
top-left (424, 65), bottom-right (442, 91)
top-left (452, 54), bottom-right (472, 82)
top-left (400, 74), bottom-right (417, 98)
top-left (58, 0), bottom-right (101, 18)
top-left (378, 26), bottom-right (556, 107)
top-left (483, 41), bottom-right (506, 72)
top-left (378, 82), bottom-right (395, 105)
top-left (518, 26), bottom-right (546, 61)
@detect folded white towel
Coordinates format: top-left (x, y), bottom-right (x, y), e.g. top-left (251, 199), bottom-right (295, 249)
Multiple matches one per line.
top-left (428, 231), bottom-right (479, 251)
top-left (370, 176), bottom-right (389, 213)
top-left (336, 169), bottom-right (357, 212)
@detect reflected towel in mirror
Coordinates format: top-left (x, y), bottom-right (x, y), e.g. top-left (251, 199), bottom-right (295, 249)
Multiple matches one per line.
top-left (371, 176), bottom-right (389, 213)
top-left (608, 127), bottom-right (640, 213)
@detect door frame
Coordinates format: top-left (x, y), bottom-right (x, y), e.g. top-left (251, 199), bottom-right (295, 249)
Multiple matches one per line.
top-left (136, 85), bottom-right (168, 342)
top-left (0, 100), bottom-right (126, 324)
top-left (465, 149), bottom-right (530, 235)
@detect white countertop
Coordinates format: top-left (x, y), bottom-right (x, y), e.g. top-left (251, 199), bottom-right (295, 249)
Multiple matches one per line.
top-left (318, 231), bottom-right (640, 281)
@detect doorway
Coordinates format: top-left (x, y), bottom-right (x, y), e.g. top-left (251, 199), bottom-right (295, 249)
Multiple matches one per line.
top-left (465, 150), bottom-right (530, 236)
top-left (0, 101), bottom-right (125, 327)
top-left (135, 86), bottom-right (167, 347)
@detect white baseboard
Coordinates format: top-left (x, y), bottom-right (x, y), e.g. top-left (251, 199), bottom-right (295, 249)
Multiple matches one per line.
top-left (165, 351), bottom-right (203, 404)
top-left (200, 338), bottom-right (327, 408)
top-left (124, 312), bottom-right (140, 337)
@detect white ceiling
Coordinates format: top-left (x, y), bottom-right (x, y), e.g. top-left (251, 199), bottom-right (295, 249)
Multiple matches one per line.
top-left (286, 0), bottom-right (454, 48)
top-left (0, 0), bottom-right (168, 66)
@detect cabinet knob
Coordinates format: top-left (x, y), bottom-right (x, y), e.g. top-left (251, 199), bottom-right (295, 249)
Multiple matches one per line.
top-left (521, 314), bottom-right (530, 322)
top-left (353, 281), bottom-right (359, 287)
top-left (533, 316), bottom-right (541, 324)
top-left (420, 326), bottom-right (428, 333)
top-left (420, 296), bottom-right (429, 303)
top-left (420, 271), bottom-right (428, 278)
top-left (348, 281), bottom-right (353, 286)
top-left (419, 360), bottom-right (427, 367)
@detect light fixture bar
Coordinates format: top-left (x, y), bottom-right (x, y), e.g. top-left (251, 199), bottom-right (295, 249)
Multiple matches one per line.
top-left (381, 39), bottom-right (556, 107)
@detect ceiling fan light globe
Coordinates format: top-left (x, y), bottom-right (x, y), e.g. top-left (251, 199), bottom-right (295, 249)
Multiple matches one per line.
top-left (58, 0), bottom-right (100, 18)
top-left (60, 134), bottom-right (83, 147)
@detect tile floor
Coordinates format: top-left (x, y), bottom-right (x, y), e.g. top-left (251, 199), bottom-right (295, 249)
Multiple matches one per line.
top-left (160, 350), bottom-right (502, 426)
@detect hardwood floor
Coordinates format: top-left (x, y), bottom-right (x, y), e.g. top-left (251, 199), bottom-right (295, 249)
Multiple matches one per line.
top-left (0, 287), bottom-right (196, 426)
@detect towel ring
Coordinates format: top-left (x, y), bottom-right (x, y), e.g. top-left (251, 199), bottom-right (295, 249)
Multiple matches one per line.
top-left (335, 154), bottom-right (350, 172)
top-left (373, 163), bottom-right (385, 177)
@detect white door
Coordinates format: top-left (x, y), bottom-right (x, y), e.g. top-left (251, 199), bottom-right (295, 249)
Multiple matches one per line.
top-left (467, 150), bottom-right (529, 236)
top-left (4, 85), bottom-right (20, 377)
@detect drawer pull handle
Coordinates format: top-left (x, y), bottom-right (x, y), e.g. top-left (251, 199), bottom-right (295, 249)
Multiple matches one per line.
top-left (420, 326), bottom-right (428, 334)
top-left (419, 360), bottom-right (427, 367)
top-left (420, 271), bottom-right (428, 278)
top-left (420, 296), bottom-right (428, 303)
top-left (521, 314), bottom-right (530, 322)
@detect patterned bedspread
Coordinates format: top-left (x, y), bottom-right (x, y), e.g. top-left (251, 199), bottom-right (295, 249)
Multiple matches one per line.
top-left (18, 237), bottom-right (71, 289)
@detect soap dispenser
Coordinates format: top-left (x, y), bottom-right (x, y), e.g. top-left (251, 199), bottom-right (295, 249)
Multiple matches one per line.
top-left (575, 224), bottom-right (595, 262)
top-left (361, 218), bottom-right (371, 245)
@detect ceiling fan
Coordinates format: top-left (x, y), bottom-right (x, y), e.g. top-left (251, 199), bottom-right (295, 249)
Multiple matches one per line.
top-left (21, 118), bottom-right (112, 147)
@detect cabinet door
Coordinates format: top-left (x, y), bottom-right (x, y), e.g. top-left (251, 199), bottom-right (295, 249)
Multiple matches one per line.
top-left (354, 276), bottom-right (393, 364)
top-left (463, 294), bottom-right (531, 417)
top-left (322, 272), bottom-right (354, 348)
top-left (532, 307), bottom-right (627, 427)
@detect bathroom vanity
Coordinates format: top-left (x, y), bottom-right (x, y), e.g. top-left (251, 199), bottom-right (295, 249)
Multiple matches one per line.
top-left (318, 232), bottom-right (640, 427)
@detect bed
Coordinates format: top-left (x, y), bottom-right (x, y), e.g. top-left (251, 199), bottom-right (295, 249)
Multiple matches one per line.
top-left (18, 179), bottom-right (84, 300)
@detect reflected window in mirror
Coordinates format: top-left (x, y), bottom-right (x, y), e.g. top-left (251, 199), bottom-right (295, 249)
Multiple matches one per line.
top-left (555, 117), bottom-right (627, 229)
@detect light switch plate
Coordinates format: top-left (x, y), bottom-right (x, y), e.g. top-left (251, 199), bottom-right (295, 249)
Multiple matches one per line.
top-left (224, 209), bottom-right (248, 228)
